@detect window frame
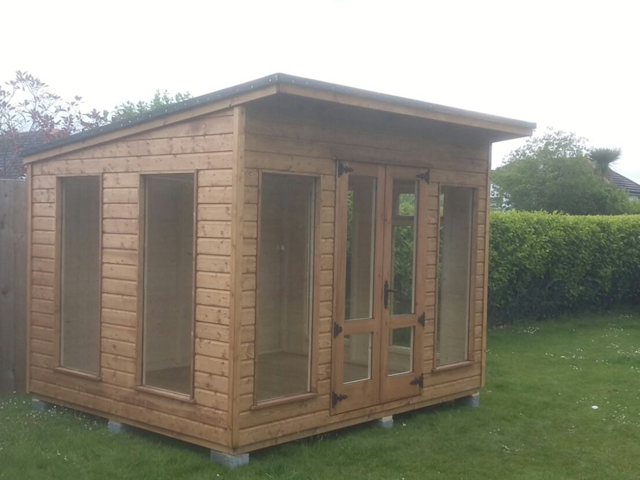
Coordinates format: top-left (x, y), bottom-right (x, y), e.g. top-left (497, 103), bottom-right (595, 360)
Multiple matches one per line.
top-left (432, 183), bottom-right (479, 372)
top-left (54, 174), bottom-right (103, 380)
top-left (252, 169), bottom-right (322, 408)
top-left (136, 172), bottom-right (197, 401)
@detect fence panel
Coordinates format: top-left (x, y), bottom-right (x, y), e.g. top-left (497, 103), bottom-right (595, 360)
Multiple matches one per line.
top-left (0, 179), bottom-right (27, 394)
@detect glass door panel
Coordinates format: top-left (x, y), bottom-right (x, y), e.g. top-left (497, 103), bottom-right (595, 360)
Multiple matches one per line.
top-left (344, 333), bottom-right (372, 383)
top-left (390, 180), bottom-right (418, 316)
top-left (388, 327), bottom-right (414, 376)
top-left (346, 176), bottom-right (377, 321)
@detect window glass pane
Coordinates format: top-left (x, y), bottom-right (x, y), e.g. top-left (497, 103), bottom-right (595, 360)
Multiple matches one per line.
top-left (256, 173), bottom-right (316, 402)
top-left (398, 193), bottom-right (415, 216)
top-left (345, 176), bottom-right (376, 321)
top-left (391, 180), bottom-right (418, 315)
top-left (60, 177), bottom-right (101, 374)
top-left (388, 327), bottom-right (413, 375)
top-left (344, 333), bottom-right (372, 383)
top-left (436, 186), bottom-right (474, 366)
top-left (143, 174), bottom-right (194, 395)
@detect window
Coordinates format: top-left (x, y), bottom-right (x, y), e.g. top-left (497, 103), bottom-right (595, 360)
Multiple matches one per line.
top-left (59, 176), bottom-right (101, 374)
top-left (436, 186), bottom-right (475, 366)
top-left (142, 174), bottom-right (195, 395)
top-left (256, 173), bottom-right (316, 402)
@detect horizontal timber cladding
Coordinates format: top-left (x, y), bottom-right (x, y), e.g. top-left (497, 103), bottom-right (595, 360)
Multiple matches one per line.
top-left (244, 96), bottom-right (490, 172)
top-left (27, 110), bottom-right (237, 449)
top-left (27, 93), bottom-right (492, 454)
top-left (235, 102), bottom-right (488, 449)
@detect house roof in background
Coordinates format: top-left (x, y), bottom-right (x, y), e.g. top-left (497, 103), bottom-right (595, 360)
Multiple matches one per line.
top-left (0, 131), bottom-right (52, 179)
top-left (22, 73), bottom-right (537, 160)
top-left (608, 169), bottom-right (640, 196)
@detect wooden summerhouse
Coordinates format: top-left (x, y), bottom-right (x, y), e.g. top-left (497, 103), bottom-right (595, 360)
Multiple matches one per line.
top-left (23, 74), bottom-right (535, 466)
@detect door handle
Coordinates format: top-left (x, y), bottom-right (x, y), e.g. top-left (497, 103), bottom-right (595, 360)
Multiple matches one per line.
top-left (384, 280), bottom-right (399, 309)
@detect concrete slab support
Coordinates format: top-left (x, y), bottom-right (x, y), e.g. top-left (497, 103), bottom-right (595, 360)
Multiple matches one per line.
top-left (107, 420), bottom-right (129, 434)
top-left (458, 393), bottom-right (480, 408)
top-left (374, 415), bottom-right (394, 429)
top-left (31, 398), bottom-right (53, 411)
top-left (210, 450), bottom-right (250, 469)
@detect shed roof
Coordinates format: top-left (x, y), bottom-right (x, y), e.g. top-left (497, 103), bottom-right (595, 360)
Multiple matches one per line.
top-left (608, 169), bottom-right (640, 196)
top-left (22, 73), bottom-right (536, 162)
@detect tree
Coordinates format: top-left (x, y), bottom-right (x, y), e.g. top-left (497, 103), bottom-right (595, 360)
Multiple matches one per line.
top-left (492, 128), bottom-right (632, 215)
top-left (1, 71), bottom-right (190, 178)
top-left (590, 147), bottom-right (621, 176)
top-left (0, 71), bottom-right (97, 177)
top-left (111, 90), bottom-right (191, 122)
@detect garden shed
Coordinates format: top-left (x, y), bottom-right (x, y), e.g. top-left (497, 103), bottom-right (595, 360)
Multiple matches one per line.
top-left (23, 74), bottom-right (535, 466)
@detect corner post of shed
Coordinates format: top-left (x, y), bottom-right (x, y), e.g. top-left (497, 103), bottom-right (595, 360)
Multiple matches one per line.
top-left (25, 164), bottom-right (33, 394)
top-left (228, 105), bottom-right (247, 450)
top-left (481, 144), bottom-right (492, 387)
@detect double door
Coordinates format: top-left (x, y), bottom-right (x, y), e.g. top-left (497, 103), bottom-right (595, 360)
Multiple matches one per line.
top-left (332, 162), bottom-right (431, 414)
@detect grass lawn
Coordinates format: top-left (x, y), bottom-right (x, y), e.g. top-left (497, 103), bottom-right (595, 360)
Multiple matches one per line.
top-left (1, 310), bottom-right (639, 479)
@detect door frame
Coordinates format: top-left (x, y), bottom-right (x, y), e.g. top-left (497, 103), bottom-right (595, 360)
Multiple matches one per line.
top-left (331, 162), bottom-right (430, 413)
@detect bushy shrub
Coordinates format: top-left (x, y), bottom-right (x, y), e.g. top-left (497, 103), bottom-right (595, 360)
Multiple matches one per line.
top-left (489, 211), bottom-right (640, 324)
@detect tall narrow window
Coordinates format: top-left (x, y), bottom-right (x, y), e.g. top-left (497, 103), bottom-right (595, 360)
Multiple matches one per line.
top-left (60, 176), bottom-right (101, 374)
top-left (143, 174), bottom-right (194, 395)
top-left (256, 173), bottom-right (316, 402)
top-left (436, 186), bottom-right (474, 366)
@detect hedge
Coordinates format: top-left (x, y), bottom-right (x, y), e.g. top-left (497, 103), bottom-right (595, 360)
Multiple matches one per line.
top-left (489, 211), bottom-right (640, 324)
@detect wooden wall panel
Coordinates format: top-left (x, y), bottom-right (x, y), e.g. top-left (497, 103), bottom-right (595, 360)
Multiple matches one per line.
top-left (100, 173), bottom-right (140, 388)
top-left (195, 163), bottom-right (234, 418)
top-left (27, 111), bottom-right (235, 450)
top-left (27, 175), bottom-right (56, 396)
top-left (236, 102), bottom-right (489, 448)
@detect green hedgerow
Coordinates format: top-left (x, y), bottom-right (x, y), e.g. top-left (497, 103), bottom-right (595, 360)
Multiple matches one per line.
top-left (489, 211), bottom-right (640, 323)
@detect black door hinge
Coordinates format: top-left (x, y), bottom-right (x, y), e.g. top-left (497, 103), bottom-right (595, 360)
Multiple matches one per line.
top-left (416, 170), bottom-right (430, 183)
top-left (410, 374), bottom-right (424, 388)
top-left (332, 392), bottom-right (349, 407)
top-left (337, 160), bottom-right (354, 177)
top-left (417, 312), bottom-right (426, 327)
top-left (333, 322), bottom-right (343, 338)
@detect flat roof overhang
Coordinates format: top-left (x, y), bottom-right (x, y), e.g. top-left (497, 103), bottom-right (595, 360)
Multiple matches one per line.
top-left (22, 73), bottom-right (536, 163)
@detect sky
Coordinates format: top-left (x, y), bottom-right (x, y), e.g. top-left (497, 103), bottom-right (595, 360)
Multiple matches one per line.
top-left (3, 0), bottom-right (638, 180)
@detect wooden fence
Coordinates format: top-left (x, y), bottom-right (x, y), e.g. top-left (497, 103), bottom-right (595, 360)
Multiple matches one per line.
top-left (0, 179), bottom-right (27, 394)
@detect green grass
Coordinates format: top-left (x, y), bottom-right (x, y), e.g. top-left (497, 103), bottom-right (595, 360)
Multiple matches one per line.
top-left (2, 310), bottom-right (640, 479)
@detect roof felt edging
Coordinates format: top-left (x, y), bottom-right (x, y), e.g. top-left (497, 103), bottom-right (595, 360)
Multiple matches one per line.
top-left (22, 73), bottom-right (536, 158)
